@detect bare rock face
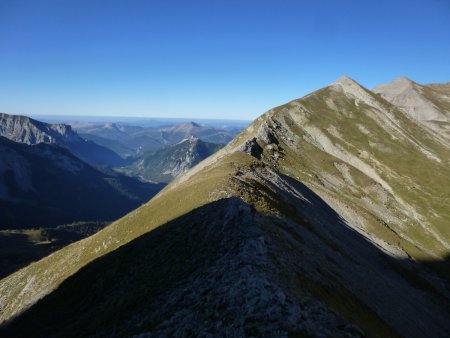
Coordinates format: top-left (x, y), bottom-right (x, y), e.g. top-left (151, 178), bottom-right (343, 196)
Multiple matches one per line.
top-left (0, 113), bottom-right (78, 145)
top-left (374, 77), bottom-right (450, 142)
top-left (239, 137), bottom-right (263, 159)
top-left (0, 113), bottom-right (124, 166)
top-left (374, 77), bottom-right (450, 121)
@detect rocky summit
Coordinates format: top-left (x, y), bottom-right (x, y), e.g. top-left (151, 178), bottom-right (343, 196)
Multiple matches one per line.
top-left (374, 77), bottom-right (450, 142)
top-left (1, 77), bottom-right (450, 337)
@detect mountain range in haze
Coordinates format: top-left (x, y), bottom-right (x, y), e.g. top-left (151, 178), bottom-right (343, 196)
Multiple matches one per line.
top-left (1, 76), bottom-right (450, 337)
top-left (76, 121), bottom-right (239, 157)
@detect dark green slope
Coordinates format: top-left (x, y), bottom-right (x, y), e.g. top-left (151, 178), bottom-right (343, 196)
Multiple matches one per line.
top-left (63, 137), bottom-right (126, 167)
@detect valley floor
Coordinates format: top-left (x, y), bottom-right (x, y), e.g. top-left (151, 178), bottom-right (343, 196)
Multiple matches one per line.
top-left (0, 222), bottom-right (109, 279)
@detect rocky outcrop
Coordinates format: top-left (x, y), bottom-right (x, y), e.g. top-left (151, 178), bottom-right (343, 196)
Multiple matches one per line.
top-left (374, 77), bottom-right (449, 121)
top-left (0, 113), bottom-right (125, 166)
top-left (374, 77), bottom-right (450, 143)
top-left (0, 113), bottom-right (78, 144)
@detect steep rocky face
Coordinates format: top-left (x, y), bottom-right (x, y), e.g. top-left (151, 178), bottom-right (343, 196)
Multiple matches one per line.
top-left (1, 77), bottom-right (450, 337)
top-left (374, 77), bottom-right (450, 121)
top-left (0, 113), bottom-right (124, 166)
top-left (0, 113), bottom-right (79, 144)
top-left (0, 136), bottom-right (164, 229)
top-left (122, 136), bottom-right (223, 182)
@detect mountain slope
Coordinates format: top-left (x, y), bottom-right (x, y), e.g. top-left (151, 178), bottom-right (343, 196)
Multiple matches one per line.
top-left (1, 77), bottom-right (450, 337)
top-left (374, 77), bottom-right (450, 121)
top-left (78, 133), bottom-right (136, 158)
top-left (121, 136), bottom-right (223, 182)
top-left (0, 113), bottom-right (124, 166)
top-left (0, 137), bottom-right (164, 229)
top-left (159, 121), bottom-right (237, 144)
top-left (374, 77), bottom-right (450, 141)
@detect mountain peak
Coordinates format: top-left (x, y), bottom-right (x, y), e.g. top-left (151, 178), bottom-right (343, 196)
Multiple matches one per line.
top-left (373, 77), bottom-right (418, 93)
top-left (0, 113), bottom-right (125, 166)
top-left (392, 76), bottom-right (414, 84)
top-left (374, 77), bottom-right (450, 122)
top-left (333, 75), bottom-right (360, 87)
top-left (172, 122), bottom-right (202, 131)
top-left (388, 76), bottom-right (418, 88)
top-left (328, 76), bottom-right (377, 104)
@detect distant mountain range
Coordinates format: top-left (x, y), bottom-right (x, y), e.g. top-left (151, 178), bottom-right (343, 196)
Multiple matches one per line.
top-left (76, 121), bottom-right (240, 156)
top-left (0, 112), bottom-right (231, 183)
top-left (2, 76), bottom-right (450, 337)
top-left (0, 136), bottom-right (164, 229)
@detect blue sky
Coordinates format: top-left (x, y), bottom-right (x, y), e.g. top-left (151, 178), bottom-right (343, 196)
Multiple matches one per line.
top-left (0, 0), bottom-right (449, 120)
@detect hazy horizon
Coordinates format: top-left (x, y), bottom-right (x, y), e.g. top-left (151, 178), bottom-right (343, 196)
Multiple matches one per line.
top-left (22, 113), bottom-right (252, 130)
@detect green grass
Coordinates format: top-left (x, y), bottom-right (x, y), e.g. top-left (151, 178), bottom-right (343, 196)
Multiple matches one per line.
top-left (256, 84), bottom-right (450, 260)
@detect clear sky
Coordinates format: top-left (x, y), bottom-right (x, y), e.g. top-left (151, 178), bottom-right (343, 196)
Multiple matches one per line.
top-left (0, 0), bottom-right (449, 120)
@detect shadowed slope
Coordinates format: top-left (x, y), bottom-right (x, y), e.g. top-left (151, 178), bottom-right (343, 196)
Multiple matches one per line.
top-left (3, 189), bottom-right (450, 337)
top-left (0, 137), bottom-right (164, 229)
